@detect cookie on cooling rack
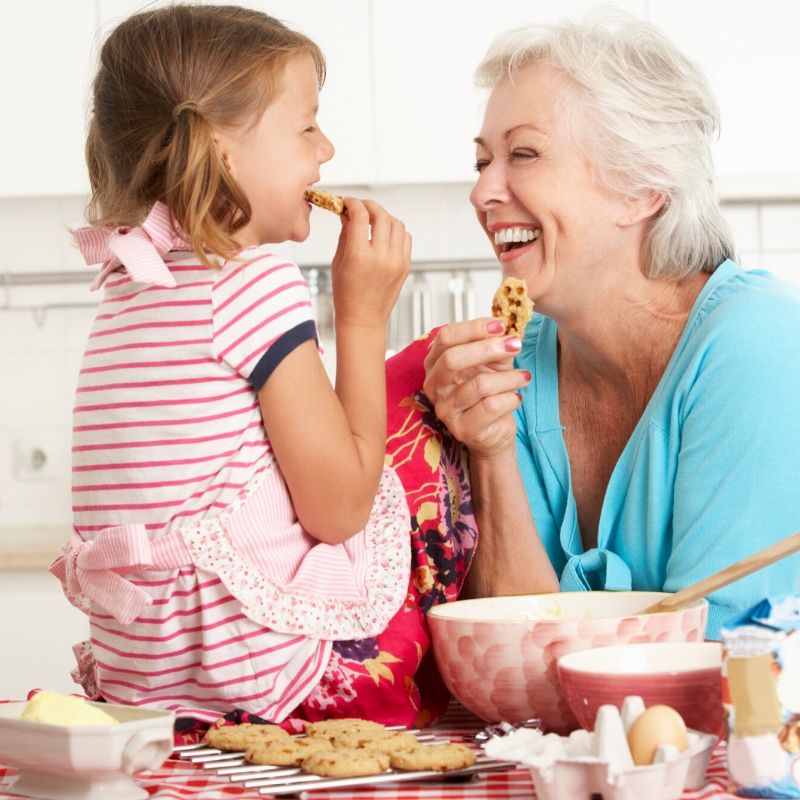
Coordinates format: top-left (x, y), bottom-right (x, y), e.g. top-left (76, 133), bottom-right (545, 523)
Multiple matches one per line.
top-left (331, 730), bottom-right (418, 754)
top-left (205, 722), bottom-right (289, 751)
top-left (301, 746), bottom-right (390, 777)
top-left (389, 742), bottom-right (476, 772)
top-left (246, 735), bottom-right (332, 766)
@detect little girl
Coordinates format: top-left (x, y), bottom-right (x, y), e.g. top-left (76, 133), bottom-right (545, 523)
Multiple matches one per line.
top-left (51, 4), bottom-right (413, 725)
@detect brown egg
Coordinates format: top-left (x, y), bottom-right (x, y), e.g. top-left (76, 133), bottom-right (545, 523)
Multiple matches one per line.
top-left (627, 705), bottom-right (689, 766)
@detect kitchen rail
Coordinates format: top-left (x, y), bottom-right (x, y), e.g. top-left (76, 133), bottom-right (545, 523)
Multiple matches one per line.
top-left (1, 259), bottom-right (497, 287)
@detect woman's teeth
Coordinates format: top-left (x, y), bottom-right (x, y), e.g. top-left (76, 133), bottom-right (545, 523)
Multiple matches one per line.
top-left (494, 228), bottom-right (541, 247)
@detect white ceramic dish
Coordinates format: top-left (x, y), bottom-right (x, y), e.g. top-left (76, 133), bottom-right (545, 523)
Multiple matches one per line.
top-left (0, 701), bottom-right (174, 800)
top-left (527, 728), bottom-right (718, 800)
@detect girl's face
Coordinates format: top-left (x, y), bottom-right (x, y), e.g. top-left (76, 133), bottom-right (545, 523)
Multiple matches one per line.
top-left (470, 62), bottom-right (632, 314)
top-left (219, 54), bottom-right (335, 246)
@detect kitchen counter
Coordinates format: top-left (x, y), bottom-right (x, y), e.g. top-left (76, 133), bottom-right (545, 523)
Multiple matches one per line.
top-left (0, 526), bottom-right (67, 571)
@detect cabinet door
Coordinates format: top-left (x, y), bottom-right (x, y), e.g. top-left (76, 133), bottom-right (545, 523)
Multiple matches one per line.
top-left (649, 0), bottom-right (800, 188)
top-left (371, 0), bottom-right (646, 184)
top-left (0, 3), bottom-right (95, 196)
top-left (99, 0), bottom-right (373, 187)
top-left (258, 0), bottom-right (374, 186)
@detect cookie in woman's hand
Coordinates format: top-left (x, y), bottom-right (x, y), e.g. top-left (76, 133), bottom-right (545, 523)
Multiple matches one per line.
top-left (491, 277), bottom-right (534, 336)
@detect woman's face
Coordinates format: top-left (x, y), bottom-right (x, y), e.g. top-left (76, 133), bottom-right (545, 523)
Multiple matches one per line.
top-left (470, 62), bottom-right (630, 310)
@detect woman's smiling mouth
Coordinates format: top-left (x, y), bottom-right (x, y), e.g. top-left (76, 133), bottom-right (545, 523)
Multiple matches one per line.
top-left (494, 227), bottom-right (542, 259)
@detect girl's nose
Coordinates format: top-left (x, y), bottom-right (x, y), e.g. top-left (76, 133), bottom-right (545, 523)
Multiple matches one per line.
top-left (318, 131), bottom-right (335, 164)
top-left (469, 162), bottom-right (510, 211)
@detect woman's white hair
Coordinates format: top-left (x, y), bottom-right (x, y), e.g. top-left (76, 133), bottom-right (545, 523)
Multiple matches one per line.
top-left (475, 7), bottom-right (735, 279)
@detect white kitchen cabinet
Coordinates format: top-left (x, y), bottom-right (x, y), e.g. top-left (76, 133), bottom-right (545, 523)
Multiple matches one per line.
top-left (97, 0), bottom-right (374, 187)
top-left (251, 0), bottom-right (374, 186)
top-left (0, 3), bottom-right (95, 197)
top-left (648, 0), bottom-right (800, 188)
top-left (370, 0), bottom-right (647, 184)
top-left (0, 571), bottom-right (89, 701)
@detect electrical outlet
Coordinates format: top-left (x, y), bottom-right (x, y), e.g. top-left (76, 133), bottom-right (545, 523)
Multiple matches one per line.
top-left (13, 438), bottom-right (61, 481)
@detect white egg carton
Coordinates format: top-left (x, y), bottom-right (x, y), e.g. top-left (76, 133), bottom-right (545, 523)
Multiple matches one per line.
top-left (527, 730), bottom-right (717, 800)
top-left (0, 700), bottom-right (174, 800)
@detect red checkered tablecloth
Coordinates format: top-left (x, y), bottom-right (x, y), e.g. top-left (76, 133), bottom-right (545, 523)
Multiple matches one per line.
top-left (0, 704), bottom-right (738, 799)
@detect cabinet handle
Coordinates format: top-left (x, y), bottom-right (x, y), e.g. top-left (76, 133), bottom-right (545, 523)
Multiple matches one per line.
top-left (448, 272), bottom-right (465, 322)
top-left (465, 272), bottom-right (476, 320)
top-left (410, 276), bottom-right (432, 338)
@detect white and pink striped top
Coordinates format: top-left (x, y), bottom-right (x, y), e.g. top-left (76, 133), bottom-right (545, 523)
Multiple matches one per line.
top-left (69, 246), bottom-right (324, 722)
top-left (72, 246), bottom-right (315, 540)
top-left (61, 235), bottom-right (411, 723)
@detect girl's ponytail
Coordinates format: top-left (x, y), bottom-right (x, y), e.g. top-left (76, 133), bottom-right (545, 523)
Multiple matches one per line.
top-left (163, 106), bottom-right (250, 268)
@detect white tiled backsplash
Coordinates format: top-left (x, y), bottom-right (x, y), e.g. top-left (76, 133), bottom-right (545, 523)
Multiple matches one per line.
top-left (0, 187), bottom-right (798, 537)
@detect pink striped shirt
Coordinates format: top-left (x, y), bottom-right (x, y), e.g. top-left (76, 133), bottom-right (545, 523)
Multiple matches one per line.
top-left (70, 247), bottom-right (324, 721)
top-left (72, 247), bottom-right (314, 538)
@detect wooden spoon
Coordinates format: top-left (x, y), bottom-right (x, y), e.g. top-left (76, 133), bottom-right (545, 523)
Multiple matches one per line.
top-left (640, 530), bottom-right (800, 615)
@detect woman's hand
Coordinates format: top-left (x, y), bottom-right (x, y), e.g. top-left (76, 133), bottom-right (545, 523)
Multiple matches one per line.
top-left (330, 197), bottom-right (411, 330)
top-left (423, 318), bottom-right (531, 458)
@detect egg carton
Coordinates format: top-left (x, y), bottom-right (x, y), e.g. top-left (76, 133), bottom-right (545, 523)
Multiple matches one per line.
top-left (526, 730), bottom-right (717, 800)
top-left (175, 728), bottom-right (518, 796)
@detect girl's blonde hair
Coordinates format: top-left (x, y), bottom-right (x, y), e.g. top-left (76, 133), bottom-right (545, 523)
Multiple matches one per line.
top-left (476, 8), bottom-right (735, 279)
top-left (86, 4), bottom-right (325, 266)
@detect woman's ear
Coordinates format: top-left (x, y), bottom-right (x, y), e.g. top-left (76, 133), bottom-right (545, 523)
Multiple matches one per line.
top-left (617, 191), bottom-right (665, 228)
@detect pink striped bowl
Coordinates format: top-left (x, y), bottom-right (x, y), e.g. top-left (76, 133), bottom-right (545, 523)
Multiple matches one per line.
top-left (427, 592), bottom-right (708, 734)
top-left (557, 641), bottom-right (723, 736)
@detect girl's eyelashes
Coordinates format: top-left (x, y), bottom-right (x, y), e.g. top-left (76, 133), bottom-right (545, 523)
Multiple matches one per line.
top-left (474, 158), bottom-right (490, 173)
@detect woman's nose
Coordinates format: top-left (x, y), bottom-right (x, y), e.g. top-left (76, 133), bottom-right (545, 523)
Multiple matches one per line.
top-left (469, 162), bottom-right (510, 211)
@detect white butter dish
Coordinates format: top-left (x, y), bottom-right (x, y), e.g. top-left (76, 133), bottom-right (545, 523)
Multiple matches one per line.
top-left (0, 700), bottom-right (174, 800)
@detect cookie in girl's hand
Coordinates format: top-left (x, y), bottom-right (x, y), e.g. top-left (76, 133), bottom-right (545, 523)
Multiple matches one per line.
top-left (491, 277), bottom-right (534, 336)
top-left (304, 187), bottom-right (345, 215)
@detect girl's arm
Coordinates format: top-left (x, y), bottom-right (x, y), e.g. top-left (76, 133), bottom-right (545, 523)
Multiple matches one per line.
top-left (422, 319), bottom-right (558, 596)
top-left (258, 198), bottom-right (410, 545)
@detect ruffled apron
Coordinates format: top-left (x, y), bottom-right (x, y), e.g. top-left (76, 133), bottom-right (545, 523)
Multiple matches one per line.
top-left (50, 459), bottom-right (410, 722)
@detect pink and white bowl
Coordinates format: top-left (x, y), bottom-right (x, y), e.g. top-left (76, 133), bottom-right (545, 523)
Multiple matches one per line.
top-left (557, 641), bottom-right (723, 736)
top-left (426, 591), bottom-right (708, 734)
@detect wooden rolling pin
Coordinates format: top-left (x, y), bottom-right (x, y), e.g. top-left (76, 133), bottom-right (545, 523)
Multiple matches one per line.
top-left (641, 530), bottom-right (800, 614)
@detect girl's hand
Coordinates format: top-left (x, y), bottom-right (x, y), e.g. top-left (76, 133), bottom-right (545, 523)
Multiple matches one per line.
top-left (330, 197), bottom-right (411, 329)
top-left (423, 318), bottom-right (531, 458)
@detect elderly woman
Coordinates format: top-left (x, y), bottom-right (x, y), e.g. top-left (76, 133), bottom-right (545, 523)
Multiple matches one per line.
top-left (423, 11), bottom-right (800, 639)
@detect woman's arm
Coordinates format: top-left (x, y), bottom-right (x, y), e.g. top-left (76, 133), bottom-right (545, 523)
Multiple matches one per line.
top-left (259, 198), bottom-right (410, 544)
top-left (423, 319), bottom-right (558, 597)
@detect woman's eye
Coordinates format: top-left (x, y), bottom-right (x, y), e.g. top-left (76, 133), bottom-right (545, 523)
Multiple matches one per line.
top-left (304, 125), bottom-right (317, 133)
top-left (509, 148), bottom-right (538, 162)
top-left (474, 159), bottom-right (490, 173)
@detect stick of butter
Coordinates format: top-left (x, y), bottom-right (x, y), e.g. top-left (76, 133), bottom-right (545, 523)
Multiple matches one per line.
top-left (20, 691), bottom-right (119, 726)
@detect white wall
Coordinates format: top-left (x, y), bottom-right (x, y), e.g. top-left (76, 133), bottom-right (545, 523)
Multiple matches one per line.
top-left (1, 0), bottom-right (799, 699)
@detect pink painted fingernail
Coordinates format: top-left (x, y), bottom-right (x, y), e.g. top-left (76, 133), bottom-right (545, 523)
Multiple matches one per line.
top-left (521, 370), bottom-right (531, 381)
top-left (504, 338), bottom-right (522, 352)
top-left (487, 320), bottom-right (505, 334)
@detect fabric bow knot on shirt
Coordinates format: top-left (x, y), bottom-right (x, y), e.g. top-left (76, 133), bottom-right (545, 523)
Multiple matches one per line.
top-left (50, 526), bottom-right (191, 625)
top-left (73, 202), bottom-right (189, 290)
top-left (560, 547), bottom-right (633, 592)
